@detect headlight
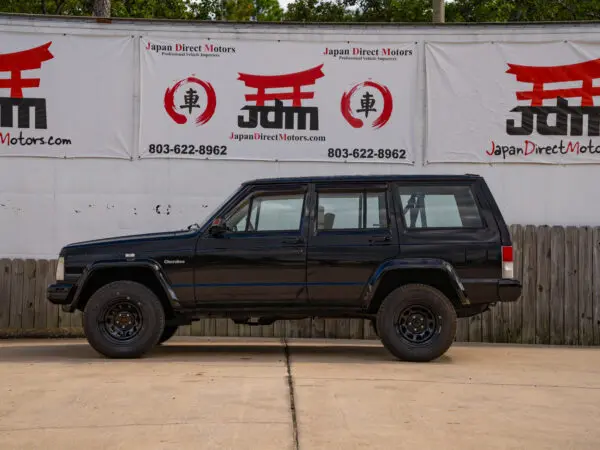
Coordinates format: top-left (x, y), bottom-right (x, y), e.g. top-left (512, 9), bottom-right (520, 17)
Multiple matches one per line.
top-left (56, 256), bottom-right (65, 281)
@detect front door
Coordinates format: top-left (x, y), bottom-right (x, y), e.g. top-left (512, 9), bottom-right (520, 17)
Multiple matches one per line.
top-left (194, 183), bottom-right (309, 307)
top-left (306, 182), bottom-right (400, 307)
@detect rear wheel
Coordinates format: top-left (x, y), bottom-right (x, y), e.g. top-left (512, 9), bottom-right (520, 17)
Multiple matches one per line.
top-left (376, 284), bottom-right (457, 362)
top-left (158, 325), bottom-right (179, 344)
top-left (83, 280), bottom-right (165, 359)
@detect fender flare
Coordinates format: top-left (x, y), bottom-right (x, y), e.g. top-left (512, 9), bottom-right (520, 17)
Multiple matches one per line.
top-left (361, 258), bottom-right (469, 309)
top-left (65, 259), bottom-right (180, 312)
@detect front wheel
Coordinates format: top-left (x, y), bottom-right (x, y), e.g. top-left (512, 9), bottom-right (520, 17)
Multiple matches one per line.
top-left (83, 280), bottom-right (165, 359)
top-left (376, 284), bottom-right (457, 362)
top-left (158, 325), bottom-right (179, 344)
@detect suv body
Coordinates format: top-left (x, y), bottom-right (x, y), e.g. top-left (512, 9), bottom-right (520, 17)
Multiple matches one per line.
top-left (47, 174), bottom-right (521, 361)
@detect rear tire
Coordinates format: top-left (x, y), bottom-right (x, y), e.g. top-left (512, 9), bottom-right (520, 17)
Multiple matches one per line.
top-left (83, 280), bottom-right (165, 359)
top-left (158, 325), bottom-right (178, 344)
top-left (376, 284), bottom-right (457, 362)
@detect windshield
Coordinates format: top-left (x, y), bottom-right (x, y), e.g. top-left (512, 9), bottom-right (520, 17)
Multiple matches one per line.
top-left (197, 185), bottom-right (242, 229)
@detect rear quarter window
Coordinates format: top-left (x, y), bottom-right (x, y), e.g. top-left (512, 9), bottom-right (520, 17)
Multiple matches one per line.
top-left (396, 184), bottom-right (483, 229)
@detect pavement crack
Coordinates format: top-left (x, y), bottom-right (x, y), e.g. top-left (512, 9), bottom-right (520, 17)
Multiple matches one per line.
top-left (283, 338), bottom-right (300, 450)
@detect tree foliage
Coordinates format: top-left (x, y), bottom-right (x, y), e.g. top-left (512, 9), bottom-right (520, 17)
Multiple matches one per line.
top-left (284, 0), bottom-right (353, 22)
top-left (1, 0), bottom-right (600, 22)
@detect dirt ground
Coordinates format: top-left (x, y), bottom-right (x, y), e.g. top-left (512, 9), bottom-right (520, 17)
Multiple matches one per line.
top-left (0, 338), bottom-right (599, 450)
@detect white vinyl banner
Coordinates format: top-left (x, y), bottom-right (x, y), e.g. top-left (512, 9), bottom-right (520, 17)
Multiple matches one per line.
top-left (0, 33), bottom-right (134, 158)
top-left (425, 41), bottom-right (600, 164)
top-left (139, 38), bottom-right (417, 163)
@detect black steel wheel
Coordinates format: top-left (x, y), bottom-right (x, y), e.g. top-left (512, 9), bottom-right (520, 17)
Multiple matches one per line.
top-left (83, 281), bottom-right (165, 359)
top-left (100, 300), bottom-right (144, 343)
top-left (395, 305), bottom-right (439, 345)
top-left (376, 284), bottom-right (457, 362)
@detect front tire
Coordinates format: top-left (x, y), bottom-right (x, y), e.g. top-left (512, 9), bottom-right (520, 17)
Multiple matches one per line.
top-left (376, 284), bottom-right (457, 362)
top-left (83, 281), bottom-right (165, 359)
top-left (158, 325), bottom-right (178, 344)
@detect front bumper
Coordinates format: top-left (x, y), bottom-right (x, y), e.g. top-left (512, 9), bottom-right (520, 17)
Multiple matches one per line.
top-left (497, 278), bottom-right (522, 303)
top-left (47, 283), bottom-right (74, 305)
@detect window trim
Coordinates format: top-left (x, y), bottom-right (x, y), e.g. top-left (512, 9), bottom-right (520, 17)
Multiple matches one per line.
top-left (314, 187), bottom-right (390, 233)
top-left (219, 185), bottom-right (308, 236)
top-left (393, 182), bottom-right (487, 232)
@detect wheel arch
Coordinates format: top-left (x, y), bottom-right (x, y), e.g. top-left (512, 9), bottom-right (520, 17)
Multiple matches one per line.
top-left (363, 258), bottom-right (468, 314)
top-left (67, 261), bottom-right (179, 319)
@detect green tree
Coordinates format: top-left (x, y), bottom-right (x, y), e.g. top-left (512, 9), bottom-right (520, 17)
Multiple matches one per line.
top-left (0, 0), bottom-right (92, 15)
top-left (0, 0), bottom-right (219, 18)
top-left (111, 0), bottom-right (189, 19)
top-left (223, 0), bottom-right (282, 21)
top-left (187, 0), bottom-right (223, 19)
top-left (346, 0), bottom-right (432, 22)
top-left (446, 0), bottom-right (600, 22)
top-left (284, 0), bottom-right (353, 22)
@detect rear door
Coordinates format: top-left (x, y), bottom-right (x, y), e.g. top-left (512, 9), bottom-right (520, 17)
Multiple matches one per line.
top-left (393, 180), bottom-right (501, 304)
top-left (306, 181), bottom-right (400, 307)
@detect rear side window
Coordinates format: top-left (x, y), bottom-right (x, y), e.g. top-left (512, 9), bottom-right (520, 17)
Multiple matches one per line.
top-left (396, 184), bottom-right (483, 229)
top-left (317, 190), bottom-right (388, 230)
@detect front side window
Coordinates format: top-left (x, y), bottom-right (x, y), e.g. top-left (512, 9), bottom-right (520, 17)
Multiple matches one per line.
top-left (226, 192), bottom-right (305, 232)
top-left (317, 190), bottom-right (388, 230)
top-left (396, 184), bottom-right (483, 229)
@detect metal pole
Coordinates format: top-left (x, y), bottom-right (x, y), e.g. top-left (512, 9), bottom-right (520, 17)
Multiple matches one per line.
top-left (432, 0), bottom-right (444, 23)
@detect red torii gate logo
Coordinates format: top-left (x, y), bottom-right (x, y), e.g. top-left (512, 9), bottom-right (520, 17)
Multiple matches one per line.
top-left (237, 65), bottom-right (324, 131)
top-left (0, 42), bottom-right (54, 130)
top-left (506, 58), bottom-right (600, 136)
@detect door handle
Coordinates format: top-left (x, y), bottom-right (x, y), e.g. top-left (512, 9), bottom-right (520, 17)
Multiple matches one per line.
top-left (369, 235), bottom-right (391, 244)
top-left (282, 237), bottom-right (303, 245)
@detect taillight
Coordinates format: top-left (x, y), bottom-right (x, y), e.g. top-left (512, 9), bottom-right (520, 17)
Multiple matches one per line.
top-left (502, 245), bottom-right (514, 279)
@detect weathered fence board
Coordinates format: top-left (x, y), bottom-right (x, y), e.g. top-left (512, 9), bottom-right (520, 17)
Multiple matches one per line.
top-left (0, 259), bottom-right (11, 329)
top-left (456, 318), bottom-right (470, 342)
top-left (9, 259), bottom-right (24, 329)
top-left (536, 226), bottom-right (551, 345)
top-left (33, 259), bottom-right (48, 329)
top-left (521, 225), bottom-right (537, 344)
top-left (1, 225), bottom-right (600, 346)
top-left (564, 227), bottom-right (579, 346)
top-left (578, 227), bottom-right (595, 346)
top-left (594, 227), bottom-right (600, 346)
top-left (21, 259), bottom-right (36, 330)
top-left (550, 226), bottom-right (566, 345)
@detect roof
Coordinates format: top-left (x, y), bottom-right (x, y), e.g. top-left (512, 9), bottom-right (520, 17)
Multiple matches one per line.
top-left (244, 174), bottom-right (483, 185)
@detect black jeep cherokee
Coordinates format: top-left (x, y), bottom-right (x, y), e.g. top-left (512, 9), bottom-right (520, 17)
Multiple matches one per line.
top-left (47, 174), bottom-right (521, 362)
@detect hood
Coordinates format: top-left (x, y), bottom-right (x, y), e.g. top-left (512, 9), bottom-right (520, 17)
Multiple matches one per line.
top-left (62, 229), bottom-right (194, 253)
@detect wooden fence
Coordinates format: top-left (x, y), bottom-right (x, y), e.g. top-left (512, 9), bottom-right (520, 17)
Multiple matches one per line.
top-left (1, 225), bottom-right (599, 345)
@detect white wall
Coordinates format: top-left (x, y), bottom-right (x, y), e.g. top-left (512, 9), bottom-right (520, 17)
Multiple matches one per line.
top-left (1, 157), bottom-right (596, 258)
top-left (1, 16), bottom-right (600, 258)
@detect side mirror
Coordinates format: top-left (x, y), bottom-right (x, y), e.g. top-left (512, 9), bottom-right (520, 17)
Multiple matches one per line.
top-left (208, 217), bottom-right (227, 236)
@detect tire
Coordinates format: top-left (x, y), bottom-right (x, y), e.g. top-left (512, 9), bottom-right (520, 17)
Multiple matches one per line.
top-left (158, 325), bottom-right (178, 344)
top-left (83, 280), bottom-right (165, 359)
top-left (376, 284), bottom-right (457, 362)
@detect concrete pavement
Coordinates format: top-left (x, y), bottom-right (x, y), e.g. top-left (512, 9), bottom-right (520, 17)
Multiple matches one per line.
top-left (0, 338), bottom-right (599, 449)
